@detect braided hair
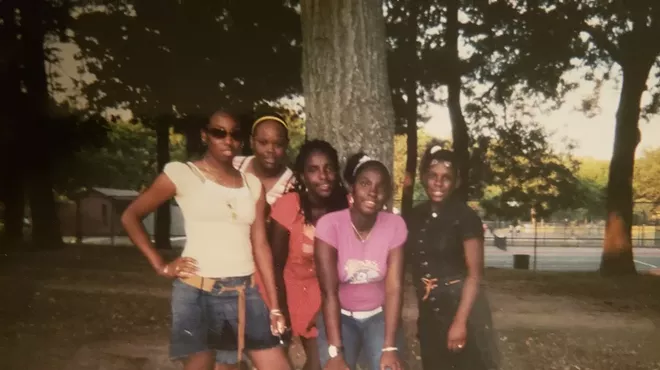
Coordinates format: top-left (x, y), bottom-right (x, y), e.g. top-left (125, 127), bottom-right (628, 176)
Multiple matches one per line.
top-left (292, 140), bottom-right (349, 224)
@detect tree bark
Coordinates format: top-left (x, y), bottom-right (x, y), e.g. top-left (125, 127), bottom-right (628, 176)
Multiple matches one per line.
top-left (400, 0), bottom-right (419, 217)
top-left (20, 0), bottom-right (62, 249)
top-left (446, 0), bottom-right (470, 201)
top-left (0, 0), bottom-right (25, 247)
top-left (600, 64), bottom-right (652, 276)
top-left (155, 120), bottom-right (171, 249)
top-left (301, 0), bottom-right (396, 171)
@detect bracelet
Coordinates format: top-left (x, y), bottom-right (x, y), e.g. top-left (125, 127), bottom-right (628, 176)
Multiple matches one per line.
top-left (382, 347), bottom-right (398, 352)
top-left (162, 265), bottom-right (169, 275)
top-left (270, 309), bottom-right (283, 316)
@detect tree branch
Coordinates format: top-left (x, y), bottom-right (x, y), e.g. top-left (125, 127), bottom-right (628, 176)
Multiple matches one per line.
top-left (650, 7), bottom-right (660, 55)
top-left (581, 22), bottom-right (622, 64)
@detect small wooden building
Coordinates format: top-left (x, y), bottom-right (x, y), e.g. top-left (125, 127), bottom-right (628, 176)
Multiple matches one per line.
top-left (59, 187), bottom-right (184, 244)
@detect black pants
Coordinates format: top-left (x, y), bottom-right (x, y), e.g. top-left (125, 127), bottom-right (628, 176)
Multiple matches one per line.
top-left (417, 282), bottom-right (499, 370)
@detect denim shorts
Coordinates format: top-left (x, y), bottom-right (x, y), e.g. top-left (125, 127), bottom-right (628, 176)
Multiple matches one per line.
top-left (170, 276), bottom-right (280, 360)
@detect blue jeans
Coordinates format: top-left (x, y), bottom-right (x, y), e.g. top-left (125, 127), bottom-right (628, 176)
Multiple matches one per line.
top-left (316, 310), bottom-right (405, 370)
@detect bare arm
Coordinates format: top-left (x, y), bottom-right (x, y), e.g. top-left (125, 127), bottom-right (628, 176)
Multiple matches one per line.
top-left (383, 246), bottom-right (405, 348)
top-left (269, 219), bottom-right (290, 319)
top-left (453, 237), bottom-right (483, 325)
top-left (121, 174), bottom-right (176, 273)
top-left (251, 185), bottom-right (281, 311)
top-left (315, 238), bottom-right (342, 347)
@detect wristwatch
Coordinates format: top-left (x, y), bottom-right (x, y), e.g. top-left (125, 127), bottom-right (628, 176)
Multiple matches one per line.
top-left (328, 344), bottom-right (343, 358)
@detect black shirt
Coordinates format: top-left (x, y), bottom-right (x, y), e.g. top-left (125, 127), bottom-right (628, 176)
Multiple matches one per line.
top-left (405, 197), bottom-right (484, 286)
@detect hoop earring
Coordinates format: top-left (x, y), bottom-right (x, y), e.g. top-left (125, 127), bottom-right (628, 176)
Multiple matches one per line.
top-left (348, 194), bottom-right (354, 206)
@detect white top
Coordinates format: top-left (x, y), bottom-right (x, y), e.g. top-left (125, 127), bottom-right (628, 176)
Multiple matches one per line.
top-left (233, 156), bottom-right (295, 205)
top-left (164, 161), bottom-right (262, 278)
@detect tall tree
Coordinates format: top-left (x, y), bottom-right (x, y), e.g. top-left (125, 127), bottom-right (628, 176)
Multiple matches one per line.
top-left (387, 0), bottom-right (422, 216)
top-left (444, 0), bottom-right (470, 200)
top-left (550, 1), bottom-right (660, 275)
top-left (20, 0), bottom-right (70, 248)
top-left (0, 0), bottom-right (25, 246)
top-left (588, 3), bottom-right (660, 275)
top-left (301, 0), bottom-right (396, 171)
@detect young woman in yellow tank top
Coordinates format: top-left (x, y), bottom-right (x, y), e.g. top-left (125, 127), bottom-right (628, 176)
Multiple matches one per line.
top-left (121, 111), bottom-right (291, 370)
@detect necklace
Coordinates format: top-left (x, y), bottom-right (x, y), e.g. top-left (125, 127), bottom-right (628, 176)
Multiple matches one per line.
top-left (351, 221), bottom-right (373, 243)
top-left (226, 198), bottom-right (237, 220)
top-left (200, 159), bottom-right (239, 221)
top-left (201, 158), bottom-right (229, 181)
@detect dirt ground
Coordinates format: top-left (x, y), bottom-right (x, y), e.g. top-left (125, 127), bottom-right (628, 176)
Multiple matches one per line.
top-left (1, 245), bottom-right (659, 370)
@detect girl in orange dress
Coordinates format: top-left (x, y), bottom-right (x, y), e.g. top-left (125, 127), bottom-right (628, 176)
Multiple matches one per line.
top-left (270, 140), bottom-right (349, 370)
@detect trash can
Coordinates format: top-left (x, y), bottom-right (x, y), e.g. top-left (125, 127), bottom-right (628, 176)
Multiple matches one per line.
top-left (513, 254), bottom-right (530, 270)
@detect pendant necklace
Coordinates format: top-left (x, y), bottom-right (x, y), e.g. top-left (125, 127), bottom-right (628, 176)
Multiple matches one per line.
top-left (351, 221), bottom-right (373, 243)
top-left (202, 159), bottom-right (238, 221)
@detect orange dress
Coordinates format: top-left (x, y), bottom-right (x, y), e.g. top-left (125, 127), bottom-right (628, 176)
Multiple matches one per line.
top-left (270, 192), bottom-right (321, 338)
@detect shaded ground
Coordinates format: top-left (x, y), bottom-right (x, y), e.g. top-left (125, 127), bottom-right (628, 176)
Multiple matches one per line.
top-left (0, 245), bottom-right (659, 370)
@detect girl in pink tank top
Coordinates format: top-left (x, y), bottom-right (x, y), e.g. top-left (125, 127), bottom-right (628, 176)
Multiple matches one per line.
top-left (270, 140), bottom-right (349, 370)
top-left (315, 152), bottom-right (408, 370)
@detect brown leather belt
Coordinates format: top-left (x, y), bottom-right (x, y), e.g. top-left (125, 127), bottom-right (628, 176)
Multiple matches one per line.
top-left (180, 275), bottom-right (255, 363)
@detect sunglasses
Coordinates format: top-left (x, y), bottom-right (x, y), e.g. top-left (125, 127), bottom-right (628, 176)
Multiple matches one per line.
top-left (205, 127), bottom-right (243, 141)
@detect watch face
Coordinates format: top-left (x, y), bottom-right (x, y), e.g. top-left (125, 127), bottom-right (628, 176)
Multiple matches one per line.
top-left (328, 345), bottom-right (338, 358)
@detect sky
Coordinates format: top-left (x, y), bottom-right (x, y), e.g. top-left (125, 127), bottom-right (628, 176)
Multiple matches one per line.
top-left (53, 42), bottom-right (660, 162)
top-left (423, 84), bottom-right (660, 160)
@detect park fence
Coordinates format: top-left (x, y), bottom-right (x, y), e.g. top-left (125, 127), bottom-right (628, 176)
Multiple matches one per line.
top-left (483, 220), bottom-right (660, 248)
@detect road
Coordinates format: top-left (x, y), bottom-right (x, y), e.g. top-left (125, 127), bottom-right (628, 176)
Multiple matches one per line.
top-left (70, 237), bottom-right (660, 272)
top-left (485, 245), bottom-right (660, 272)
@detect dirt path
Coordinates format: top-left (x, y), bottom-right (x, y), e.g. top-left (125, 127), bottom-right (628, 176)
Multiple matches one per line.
top-left (1, 247), bottom-right (659, 370)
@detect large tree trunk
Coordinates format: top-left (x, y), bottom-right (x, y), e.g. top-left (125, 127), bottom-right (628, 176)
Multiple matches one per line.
top-left (400, 1), bottom-right (419, 218)
top-left (155, 120), bottom-right (171, 249)
top-left (600, 65), bottom-right (652, 276)
top-left (0, 0), bottom-right (25, 247)
top-left (301, 0), bottom-right (396, 171)
top-left (446, 0), bottom-right (470, 201)
top-left (20, 0), bottom-right (62, 249)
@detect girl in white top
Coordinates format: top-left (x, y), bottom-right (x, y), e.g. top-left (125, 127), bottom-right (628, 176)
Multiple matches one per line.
top-left (232, 113), bottom-right (295, 206)
top-left (121, 111), bottom-right (291, 370)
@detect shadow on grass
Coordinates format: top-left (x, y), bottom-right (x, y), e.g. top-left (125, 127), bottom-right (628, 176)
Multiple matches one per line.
top-left (484, 268), bottom-right (660, 314)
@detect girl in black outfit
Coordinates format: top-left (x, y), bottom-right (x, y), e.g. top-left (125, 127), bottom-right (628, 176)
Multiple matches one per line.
top-left (405, 144), bottom-right (499, 370)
